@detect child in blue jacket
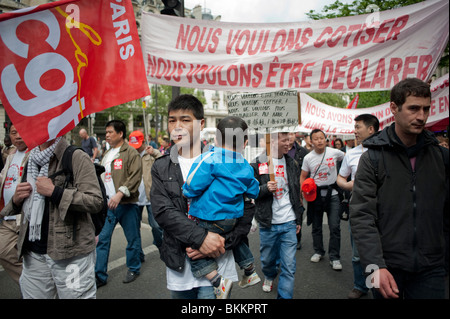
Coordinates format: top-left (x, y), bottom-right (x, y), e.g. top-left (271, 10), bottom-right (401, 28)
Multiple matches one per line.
top-left (183, 116), bottom-right (260, 299)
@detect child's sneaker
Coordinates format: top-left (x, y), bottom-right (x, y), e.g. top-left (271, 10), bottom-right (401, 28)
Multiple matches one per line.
top-left (214, 277), bottom-right (233, 299)
top-left (238, 271), bottom-right (261, 288)
top-left (262, 278), bottom-right (273, 292)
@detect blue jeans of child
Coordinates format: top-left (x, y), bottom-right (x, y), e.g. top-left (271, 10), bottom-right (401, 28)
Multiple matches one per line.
top-left (259, 220), bottom-right (297, 299)
top-left (189, 218), bottom-right (254, 278)
top-left (170, 286), bottom-right (215, 299)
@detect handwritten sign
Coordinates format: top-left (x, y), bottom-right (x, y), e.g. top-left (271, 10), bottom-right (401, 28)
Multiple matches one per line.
top-left (227, 90), bottom-right (299, 133)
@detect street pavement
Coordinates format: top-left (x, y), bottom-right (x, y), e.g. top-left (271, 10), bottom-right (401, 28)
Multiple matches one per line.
top-left (1, 211), bottom-right (448, 301)
top-left (95, 215), bottom-right (361, 299)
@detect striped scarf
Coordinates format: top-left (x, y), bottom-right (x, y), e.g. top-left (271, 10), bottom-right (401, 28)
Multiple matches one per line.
top-left (24, 137), bottom-right (61, 242)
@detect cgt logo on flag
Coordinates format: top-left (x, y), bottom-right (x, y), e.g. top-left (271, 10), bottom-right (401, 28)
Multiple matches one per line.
top-left (0, 0), bottom-right (150, 150)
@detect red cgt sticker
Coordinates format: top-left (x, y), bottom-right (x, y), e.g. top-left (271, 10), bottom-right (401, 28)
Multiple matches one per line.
top-left (114, 159), bottom-right (123, 170)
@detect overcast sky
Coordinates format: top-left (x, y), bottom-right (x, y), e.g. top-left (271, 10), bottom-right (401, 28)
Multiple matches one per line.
top-left (183, 0), bottom-right (354, 23)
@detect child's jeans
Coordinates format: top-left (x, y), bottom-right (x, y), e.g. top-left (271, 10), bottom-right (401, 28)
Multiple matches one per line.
top-left (189, 218), bottom-right (254, 278)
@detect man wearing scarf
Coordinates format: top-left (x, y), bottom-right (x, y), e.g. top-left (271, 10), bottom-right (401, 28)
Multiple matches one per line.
top-left (0, 136), bottom-right (103, 299)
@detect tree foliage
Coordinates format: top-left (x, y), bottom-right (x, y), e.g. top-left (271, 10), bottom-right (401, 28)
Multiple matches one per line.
top-left (89, 85), bottom-right (207, 138)
top-left (306, 0), bottom-right (426, 20)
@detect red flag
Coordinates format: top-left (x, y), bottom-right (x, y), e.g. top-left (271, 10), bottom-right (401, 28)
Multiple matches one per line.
top-left (346, 94), bottom-right (359, 109)
top-left (0, 0), bottom-right (150, 149)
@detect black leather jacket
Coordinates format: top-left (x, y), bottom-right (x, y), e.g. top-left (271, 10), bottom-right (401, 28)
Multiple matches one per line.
top-left (251, 152), bottom-right (303, 228)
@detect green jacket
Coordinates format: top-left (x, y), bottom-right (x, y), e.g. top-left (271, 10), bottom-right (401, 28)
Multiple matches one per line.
top-left (1, 138), bottom-right (103, 261)
top-left (102, 142), bottom-right (142, 204)
top-left (141, 148), bottom-right (162, 201)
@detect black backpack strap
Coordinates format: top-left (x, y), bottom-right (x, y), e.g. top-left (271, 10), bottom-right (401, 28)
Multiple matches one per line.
top-left (367, 148), bottom-right (380, 179)
top-left (21, 160), bottom-right (28, 183)
top-left (48, 145), bottom-right (79, 186)
top-left (48, 145), bottom-right (82, 240)
top-left (367, 148), bottom-right (379, 176)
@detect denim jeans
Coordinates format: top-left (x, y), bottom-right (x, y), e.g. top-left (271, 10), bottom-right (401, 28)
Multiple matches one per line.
top-left (371, 266), bottom-right (446, 299)
top-left (170, 286), bottom-right (215, 299)
top-left (138, 204), bottom-right (163, 248)
top-left (95, 204), bottom-right (141, 283)
top-left (349, 223), bottom-right (369, 293)
top-left (259, 220), bottom-right (297, 299)
top-left (189, 218), bottom-right (254, 278)
top-left (311, 194), bottom-right (341, 261)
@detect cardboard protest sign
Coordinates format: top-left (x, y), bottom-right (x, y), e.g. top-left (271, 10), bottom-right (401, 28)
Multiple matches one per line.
top-left (227, 90), bottom-right (299, 133)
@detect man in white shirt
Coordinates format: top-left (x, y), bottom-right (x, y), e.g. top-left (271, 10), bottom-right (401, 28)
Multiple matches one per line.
top-left (151, 95), bottom-right (240, 299)
top-left (337, 114), bottom-right (379, 299)
top-left (251, 132), bottom-right (303, 299)
top-left (301, 129), bottom-right (345, 270)
top-left (0, 124), bottom-right (28, 285)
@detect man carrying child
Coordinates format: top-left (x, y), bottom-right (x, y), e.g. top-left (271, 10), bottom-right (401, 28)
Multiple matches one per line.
top-left (182, 116), bottom-right (260, 298)
top-left (151, 95), bottom-right (256, 299)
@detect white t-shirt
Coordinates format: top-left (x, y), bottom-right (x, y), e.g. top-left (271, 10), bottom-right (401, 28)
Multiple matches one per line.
top-left (302, 147), bottom-right (345, 196)
top-left (102, 147), bottom-right (120, 199)
top-left (339, 144), bottom-right (367, 181)
top-left (271, 156), bottom-right (296, 224)
top-left (2, 150), bottom-right (26, 220)
top-left (178, 154), bottom-right (200, 181)
top-left (165, 154), bottom-right (238, 291)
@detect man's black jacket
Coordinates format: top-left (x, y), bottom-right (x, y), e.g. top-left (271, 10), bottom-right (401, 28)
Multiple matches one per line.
top-left (251, 152), bottom-right (303, 228)
top-left (350, 124), bottom-right (448, 273)
top-left (150, 146), bottom-right (255, 272)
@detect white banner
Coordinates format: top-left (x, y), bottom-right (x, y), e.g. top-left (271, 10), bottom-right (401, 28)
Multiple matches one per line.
top-left (427, 73), bottom-right (449, 127)
top-left (299, 73), bottom-right (449, 135)
top-left (226, 74), bottom-right (448, 134)
top-left (141, 0), bottom-right (449, 93)
top-left (299, 94), bottom-right (392, 135)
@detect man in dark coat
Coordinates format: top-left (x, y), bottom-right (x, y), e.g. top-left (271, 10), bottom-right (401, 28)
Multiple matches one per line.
top-left (350, 78), bottom-right (448, 299)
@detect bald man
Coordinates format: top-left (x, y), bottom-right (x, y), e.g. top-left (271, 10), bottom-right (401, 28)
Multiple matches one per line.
top-left (79, 128), bottom-right (98, 162)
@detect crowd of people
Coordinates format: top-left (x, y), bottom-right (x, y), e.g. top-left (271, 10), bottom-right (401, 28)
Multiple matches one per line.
top-left (0, 78), bottom-right (448, 299)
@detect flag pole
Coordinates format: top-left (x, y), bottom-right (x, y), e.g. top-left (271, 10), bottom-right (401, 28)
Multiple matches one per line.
top-left (265, 132), bottom-right (275, 182)
top-left (142, 98), bottom-right (149, 143)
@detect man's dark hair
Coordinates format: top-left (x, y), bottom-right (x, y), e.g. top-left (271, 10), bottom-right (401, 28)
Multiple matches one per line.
top-left (310, 128), bottom-right (326, 138)
top-left (106, 120), bottom-right (126, 139)
top-left (162, 137), bottom-right (170, 144)
top-left (216, 116), bottom-right (248, 150)
top-left (390, 77), bottom-right (431, 110)
top-left (354, 113), bottom-right (380, 132)
top-left (168, 94), bottom-right (204, 120)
